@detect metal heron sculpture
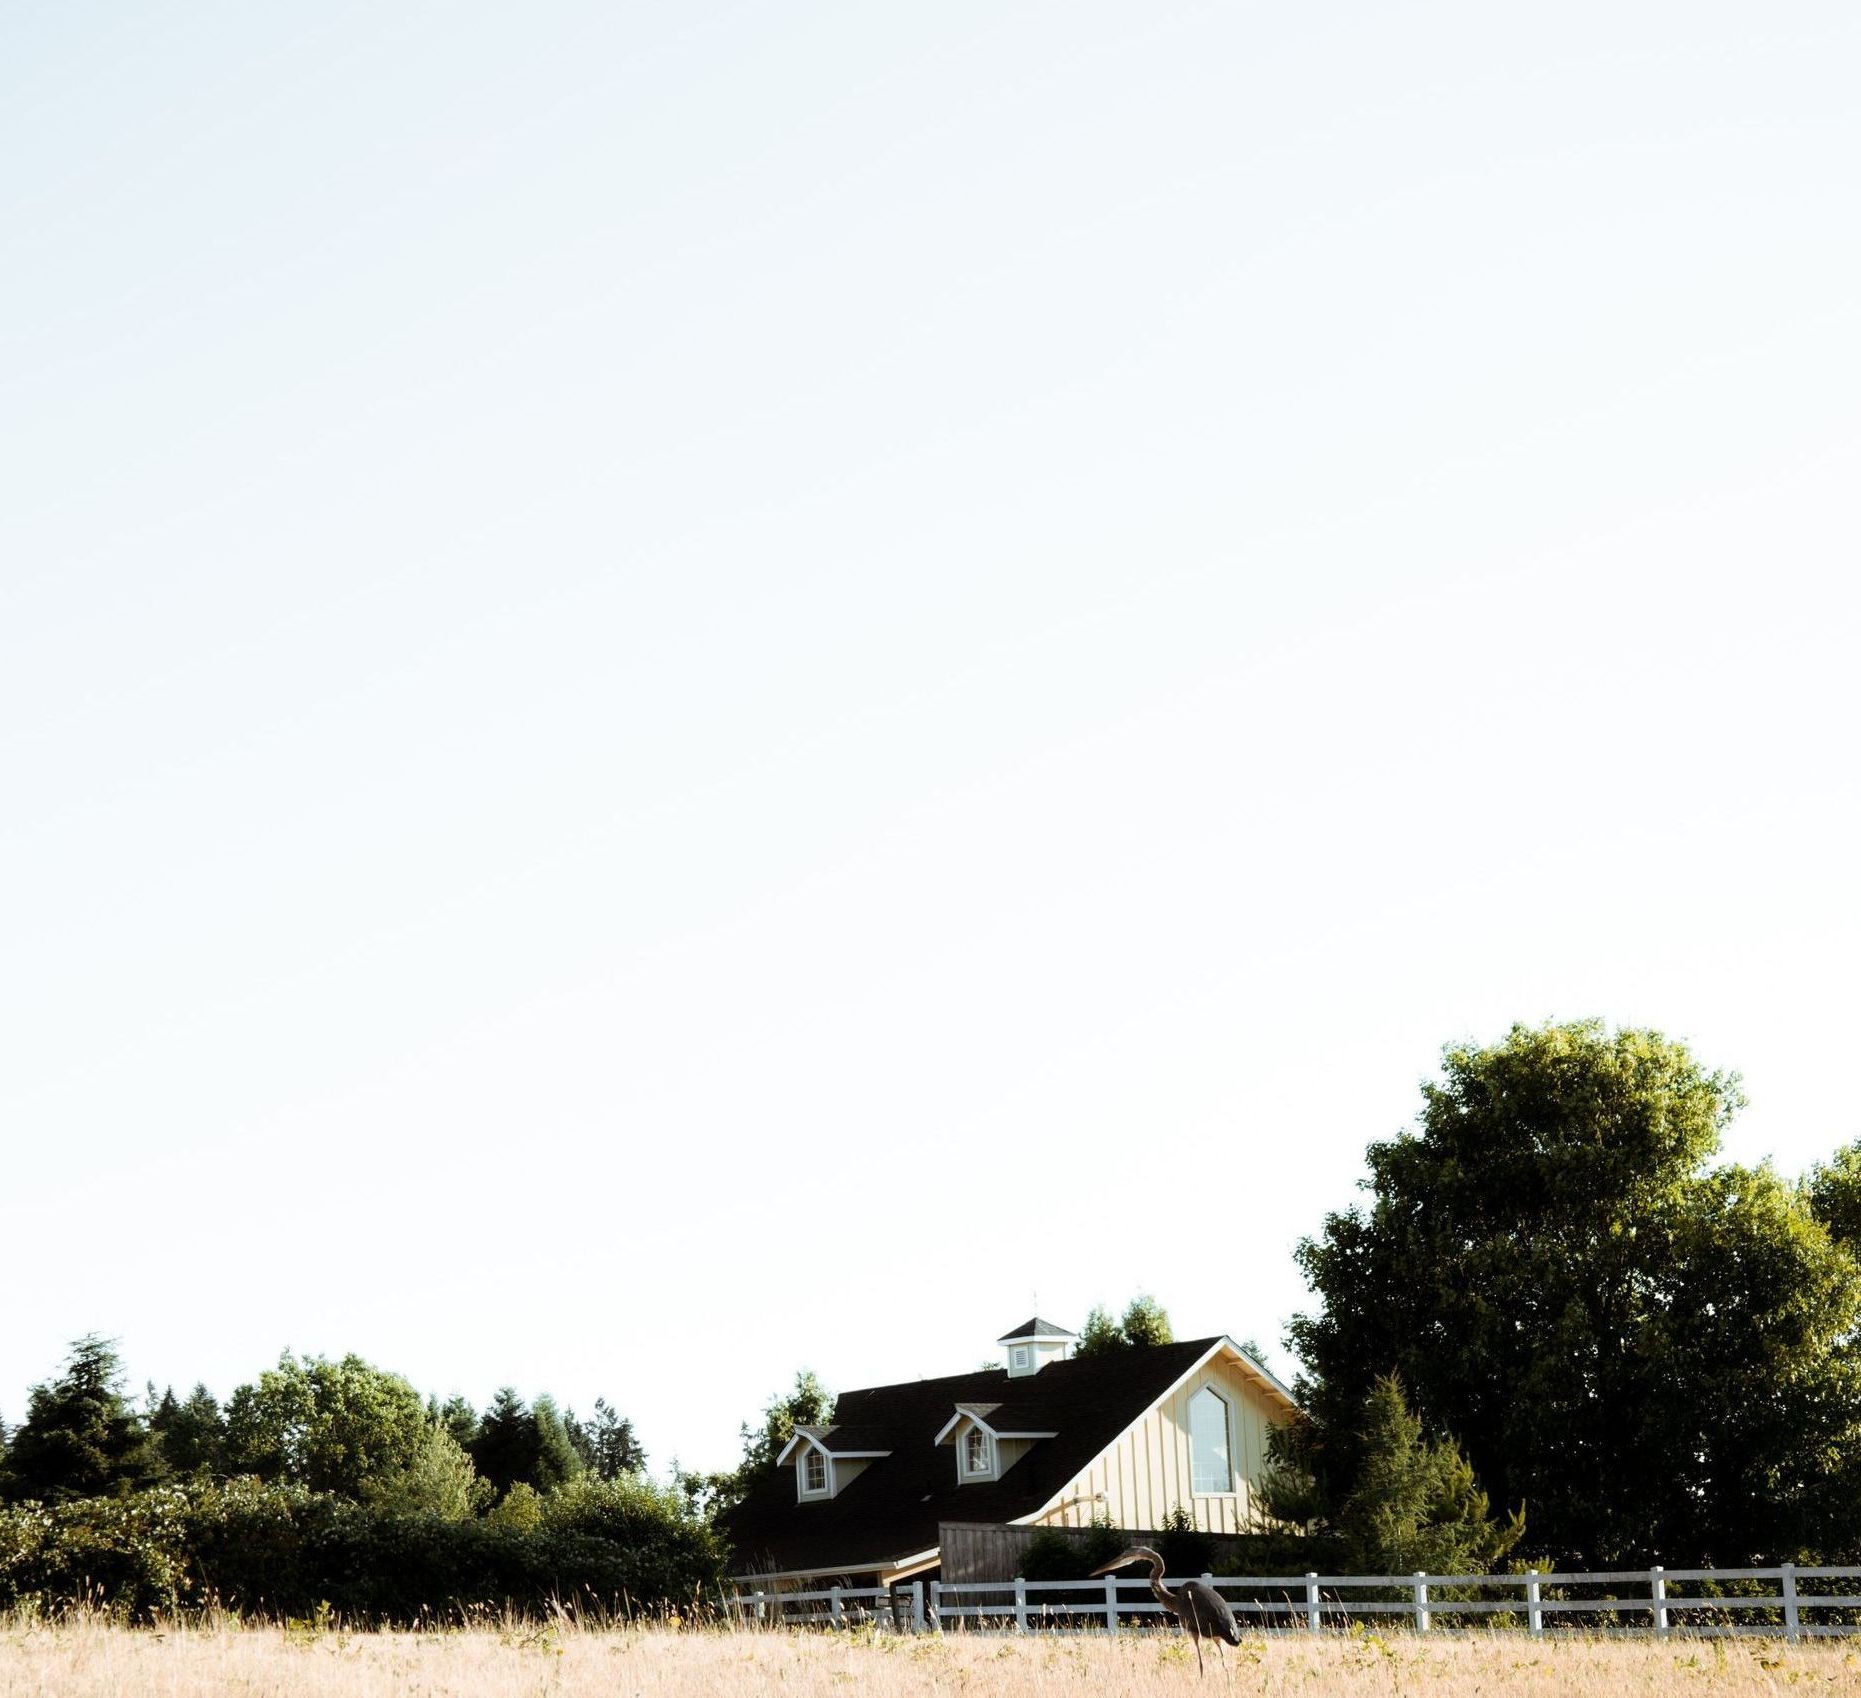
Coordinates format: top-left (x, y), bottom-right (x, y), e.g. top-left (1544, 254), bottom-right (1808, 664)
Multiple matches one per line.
top-left (1090, 1545), bottom-right (1242, 1676)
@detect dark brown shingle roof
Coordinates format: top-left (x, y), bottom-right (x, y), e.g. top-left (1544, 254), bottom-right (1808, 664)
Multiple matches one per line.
top-left (721, 1338), bottom-right (1222, 1578)
top-left (996, 1316), bottom-right (1076, 1340)
top-left (813, 1425), bottom-right (891, 1455)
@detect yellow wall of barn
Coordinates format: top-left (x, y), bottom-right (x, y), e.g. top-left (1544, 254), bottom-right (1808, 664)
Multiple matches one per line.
top-left (1031, 1352), bottom-right (1285, 1535)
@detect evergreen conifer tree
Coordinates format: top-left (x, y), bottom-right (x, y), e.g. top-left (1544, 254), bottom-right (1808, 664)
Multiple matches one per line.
top-left (0, 1336), bottom-right (162, 1503)
top-left (150, 1383), bottom-right (226, 1477)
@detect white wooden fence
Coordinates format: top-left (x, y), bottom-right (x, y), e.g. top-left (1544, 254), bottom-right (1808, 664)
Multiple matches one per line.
top-left (726, 1564), bottom-right (1861, 1641)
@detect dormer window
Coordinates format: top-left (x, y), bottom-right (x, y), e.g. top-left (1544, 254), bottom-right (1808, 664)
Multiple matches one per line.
top-left (936, 1403), bottom-right (1058, 1483)
top-left (776, 1425), bottom-right (891, 1503)
top-left (964, 1427), bottom-right (993, 1477)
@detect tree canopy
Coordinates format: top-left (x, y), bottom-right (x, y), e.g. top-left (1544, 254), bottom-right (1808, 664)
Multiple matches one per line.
top-left (0, 1337), bottom-right (161, 1504)
top-left (694, 1369), bottom-right (833, 1514)
top-left (569, 1397), bottom-right (646, 1479)
top-left (148, 1383), bottom-right (225, 1479)
top-left (1334, 1375), bottom-right (1523, 1574)
top-left (1286, 1020), bottom-right (1861, 1565)
top-left (1074, 1296), bottom-right (1175, 1359)
top-left (222, 1351), bottom-right (476, 1514)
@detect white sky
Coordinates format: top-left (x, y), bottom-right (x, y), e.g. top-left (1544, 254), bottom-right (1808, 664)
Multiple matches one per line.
top-left (3, 2), bottom-right (1858, 1475)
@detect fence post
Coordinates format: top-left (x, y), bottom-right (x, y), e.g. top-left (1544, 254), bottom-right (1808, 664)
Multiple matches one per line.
top-left (1105, 1574), bottom-right (1120, 1631)
top-left (1649, 1566), bottom-right (1667, 1638)
top-left (1413, 1573), bottom-right (1430, 1633)
top-left (1781, 1564), bottom-right (1799, 1644)
top-left (911, 1581), bottom-right (924, 1634)
top-left (830, 1584), bottom-right (843, 1627)
top-left (1305, 1572), bottom-right (1321, 1633)
top-left (929, 1581), bottom-right (942, 1633)
top-left (1015, 1576), bottom-right (1028, 1632)
top-left (1526, 1572), bottom-right (1542, 1639)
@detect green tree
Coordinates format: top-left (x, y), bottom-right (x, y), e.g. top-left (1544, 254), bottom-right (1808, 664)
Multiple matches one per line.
top-left (1288, 1020), bottom-right (1861, 1565)
top-left (430, 1394), bottom-right (479, 1454)
top-left (469, 1388), bottom-right (540, 1498)
top-left (486, 1478), bottom-right (544, 1531)
top-left (1073, 1297), bottom-right (1174, 1358)
top-left (738, 1369), bottom-right (833, 1478)
top-left (1808, 1141), bottom-right (1861, 1252)
top-left (1336, 1376), bottom-right (1523, 1574)
top-left (359, 1419), bottom-right (487, 1519)
top-left (149, 1384), bottom-right (226, 1479)
top-left (531, 1394), bottom-right (584, 1491)
top-left (1073, 1305), bottom-right (1124, 1359)
top-left (567, 1398), bottom-right (645, 1478)
top-left (1120, 1294), bottom-right (1173, 1348)
top-left (0, 1336), bottom-right (162, 1503)
top-left (223, 1352), bottom-right (434, 1500)
top-left (698, 1370), bottom-right (833, 1513)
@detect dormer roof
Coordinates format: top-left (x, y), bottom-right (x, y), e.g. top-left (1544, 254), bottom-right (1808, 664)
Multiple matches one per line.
top-left (775, 1424), bottom-right (894, 1465)
top-left (932, 1403), bottom-right (1059, 1445)
top-left (996, 1316), bottom-right (1076, 1343)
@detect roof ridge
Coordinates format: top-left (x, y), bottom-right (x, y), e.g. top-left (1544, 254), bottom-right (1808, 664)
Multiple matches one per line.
top-left (834, 1337), bottom-right (1221, 1401)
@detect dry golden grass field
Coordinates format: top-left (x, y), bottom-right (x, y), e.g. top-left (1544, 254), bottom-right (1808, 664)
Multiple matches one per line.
top-left (3, 1621), bottom-right (1858, 1698)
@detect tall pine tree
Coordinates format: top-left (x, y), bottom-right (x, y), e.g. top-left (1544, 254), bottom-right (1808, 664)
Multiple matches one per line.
top-left (0, 1336), bottom-right (162, 1503)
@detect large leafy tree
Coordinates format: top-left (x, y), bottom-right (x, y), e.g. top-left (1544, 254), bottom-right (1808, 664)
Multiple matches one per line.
top-left (0, 1336), bottom-right (163, 1503)
top-left (1287, 1021), bottom-right (1861, 1565)
top-left (223, 1351), bottom-right (468, 1506)
top-left (1809, 1141), bottom-right (1861, 1252)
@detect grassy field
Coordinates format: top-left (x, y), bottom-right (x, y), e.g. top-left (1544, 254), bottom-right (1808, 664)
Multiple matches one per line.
top-left (3, 1621), bottom-right (1857, 1698)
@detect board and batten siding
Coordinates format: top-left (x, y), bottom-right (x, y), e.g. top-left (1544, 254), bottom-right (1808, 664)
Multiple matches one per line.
top-left (1032, 1351), bottom-right (1281, 1535)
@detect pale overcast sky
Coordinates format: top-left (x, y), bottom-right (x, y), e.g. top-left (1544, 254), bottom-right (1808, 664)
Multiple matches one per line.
top-left (3, 2), bottom-right (1858, 1472)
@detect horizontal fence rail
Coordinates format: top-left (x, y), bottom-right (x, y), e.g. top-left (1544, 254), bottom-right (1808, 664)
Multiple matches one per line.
top-left (725, 1564), bottom-right (1861, 1641)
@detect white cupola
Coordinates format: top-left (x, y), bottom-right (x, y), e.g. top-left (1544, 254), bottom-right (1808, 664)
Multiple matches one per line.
top-left (996, 1316), bottom-right (1075, 1378)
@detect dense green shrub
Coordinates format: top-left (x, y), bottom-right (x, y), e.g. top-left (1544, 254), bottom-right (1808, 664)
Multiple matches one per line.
top-left (1017, 1528), bottom-right (1087, 1580)
top-left (1018, 1519), bottom-right (1131, 1579)
top-left (0, 1474), bottom-right (725, 1623)
top-left (1157, 1505), bottom-right (1214, 1577)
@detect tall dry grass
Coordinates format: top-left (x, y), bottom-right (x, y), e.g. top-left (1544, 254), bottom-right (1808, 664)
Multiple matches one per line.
top-left (2, 1617), bottom-right (1855, 1697)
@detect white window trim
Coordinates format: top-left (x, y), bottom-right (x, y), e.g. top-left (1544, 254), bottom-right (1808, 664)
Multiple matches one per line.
top-left (961, 1425), bottom-right (996, 1481)
top-left (1011, 1345), bottom-right (1030, 1371)
top-left (799, 1445), bottom-right (832, 1500)
top-left (1188, 1384), bottom-right (1234, 1497)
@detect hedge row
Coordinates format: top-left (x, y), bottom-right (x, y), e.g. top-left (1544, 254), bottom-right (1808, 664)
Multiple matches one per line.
top-left (0, 1475), bottom-right (725, 1622)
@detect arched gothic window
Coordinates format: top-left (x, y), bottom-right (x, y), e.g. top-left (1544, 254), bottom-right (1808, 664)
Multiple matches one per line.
top-left (1189, 1387), bottom-right (1232, 1494)
top-left (964, 1427), bottom-right (993, 1476)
